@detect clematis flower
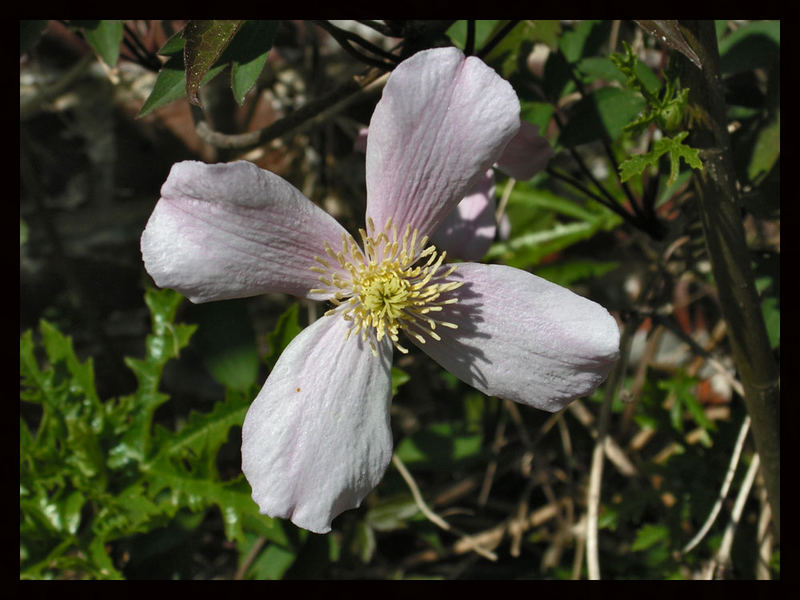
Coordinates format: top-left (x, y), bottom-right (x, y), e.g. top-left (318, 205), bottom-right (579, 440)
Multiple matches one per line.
top-left (141, 47), bottom-right (620, 534)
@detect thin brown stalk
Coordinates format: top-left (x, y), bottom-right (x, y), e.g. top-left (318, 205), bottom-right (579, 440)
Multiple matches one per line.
top-left (680, 20), bottom-right (780, 538)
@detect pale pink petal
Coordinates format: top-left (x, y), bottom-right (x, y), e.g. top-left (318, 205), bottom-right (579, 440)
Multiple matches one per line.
top-left (141, 161), bottom-right (349, 303)
top-left (241, 311), bottom-right (394, 534)
top-left (366, 47), bottom-right (520, 239)
top-left (353, 127), bottom-right (369, 153)
top-left (431, 169), bottom-right (497, 261)
top-left (415, 263), bottom-right (620, 412)
top-left (496, 121), bottom-right (553, 181)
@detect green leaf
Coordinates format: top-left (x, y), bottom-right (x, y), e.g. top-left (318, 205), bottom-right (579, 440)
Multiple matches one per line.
top-left (72, 20), bottom-right (123, 67)
top-left (229, 20), bottom-right (279, 104)
top-left (486, 184), bottom-right (622, 268)
top-left (365, 494), bottom-right (420, 532)
top-left (619, 131), bottom-right (703, 186)
top-left (559, 20), bottom-right (603, 63)
top-left (391, 367), bottom-right (410, 396)
top-left (718, 20), bottom-right (780, 76)
top-left (748, 110), bottom-right (780, 182)
top-left (761, 296), bottom-right (780, 350)
top-left (533, 259), bottom-right (619, 288)
top-left (352, 520), bottom-right (378, 563)
top-left (240, 536), bottom-right (297, 580)
top-left (658, 371), bottom-right (715, 433)
top-left (138, 53), bottom-right (188, 117)
top-left (577, 56), bottom-right (627, 85)
top-left (558, 86), bottom-right (646, 147)
top-left (189, 299), bottom-right (259, 391)
top-left (632, 523), bottom-right (670, 551)
top-left (446, 20), bottom-right (500, 51)
top-left (138, 33), bottom-right (228, 117)
top-left (578, 56), bottom-right (661, 100)
top-left (182, 20), bottom-right (244, 105)
top-left (395, 423), bottom-right (484, 471)
top-left (265, 303), bottom-right (302, 369)
top-left (520, 101), bottom-right (554, 133)
top-left (482, 20), bottom-right (561, 77)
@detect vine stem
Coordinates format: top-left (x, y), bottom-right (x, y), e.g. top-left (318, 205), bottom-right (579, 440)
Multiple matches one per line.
top-left (679, 20), bottom-right (780, 539)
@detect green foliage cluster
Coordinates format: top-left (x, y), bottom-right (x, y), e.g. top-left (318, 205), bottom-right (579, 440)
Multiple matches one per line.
top-left (20, 289), bottom-right (295, 579)
top-left (139, 20), bottom-right (278, 115)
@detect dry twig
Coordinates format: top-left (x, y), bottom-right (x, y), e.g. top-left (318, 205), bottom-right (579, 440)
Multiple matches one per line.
top-left (392, 454), bottom-right (498, 562)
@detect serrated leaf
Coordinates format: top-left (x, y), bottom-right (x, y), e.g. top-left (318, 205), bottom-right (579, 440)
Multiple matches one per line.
top-left (38, 319), bottom-right (100, 406)
top-left (183, 20), bottom-right (244, 106)
top-left (619, 131), bottom-right (703, 185)
top-left (148, 393), bottom-right (249, 471)
top-left (658, 371), bottom-right (714, 433)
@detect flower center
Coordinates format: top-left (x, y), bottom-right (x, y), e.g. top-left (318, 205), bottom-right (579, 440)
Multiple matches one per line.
top-left (310, 218), bottom-right (463, 355)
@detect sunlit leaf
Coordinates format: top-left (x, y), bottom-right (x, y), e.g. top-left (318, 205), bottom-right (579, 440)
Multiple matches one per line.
top-left (138, 32), bottom-right (228, 117)
top-left (183, 20), bottom-right (244, 105)
top-left (365, 494), bottom-right (420, 532)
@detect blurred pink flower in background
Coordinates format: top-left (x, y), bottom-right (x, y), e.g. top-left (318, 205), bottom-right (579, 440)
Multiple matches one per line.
top-left (357, 120), bottom-right (553, 261)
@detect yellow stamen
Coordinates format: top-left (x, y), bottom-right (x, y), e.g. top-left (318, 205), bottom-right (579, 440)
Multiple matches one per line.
top-left (311, 220), bottom-right (463, 355)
